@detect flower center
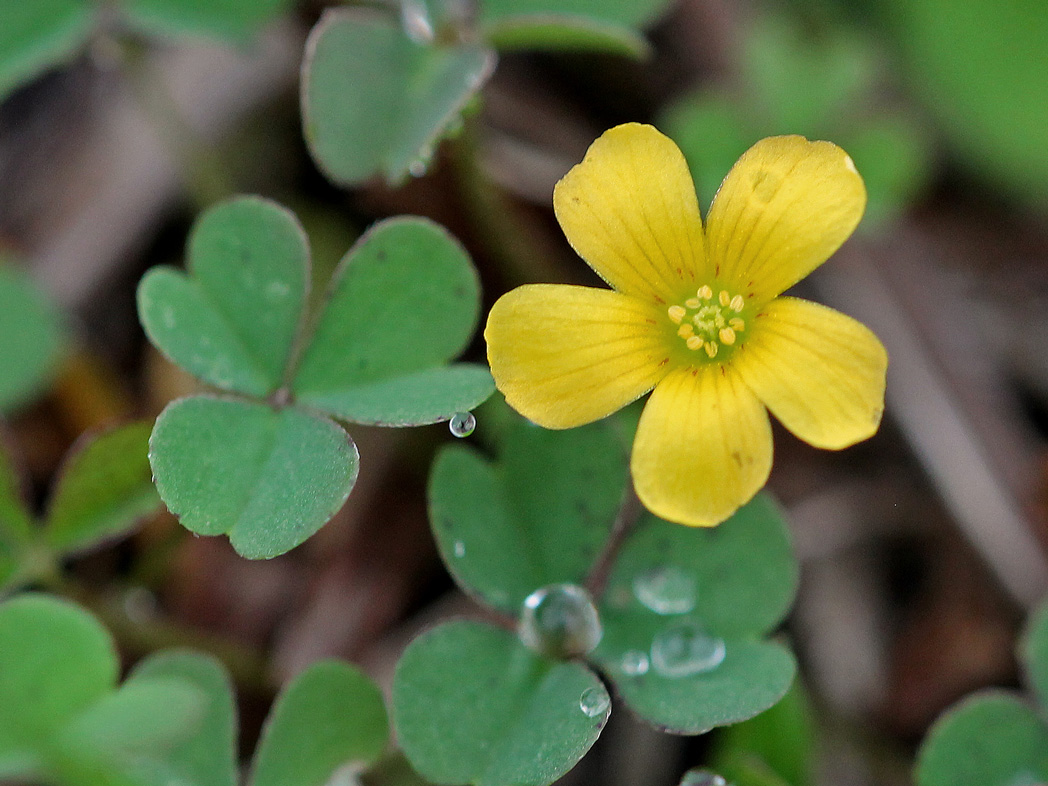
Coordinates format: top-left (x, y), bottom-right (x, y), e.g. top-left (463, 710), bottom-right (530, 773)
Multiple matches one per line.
top-left (667, 285), bottom-right (746, 359)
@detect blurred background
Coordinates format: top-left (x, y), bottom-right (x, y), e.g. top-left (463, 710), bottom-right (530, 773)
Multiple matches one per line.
top-left (2, 0), bottom-right (1048, 783)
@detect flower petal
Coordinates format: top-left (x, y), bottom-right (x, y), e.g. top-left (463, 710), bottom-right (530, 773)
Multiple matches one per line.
top-left (706, 135), bottom-right (866, 304)
top-left (631, 365), bottom-right (773, 527)
top-left (485, 284), bottom-right (671, 429)
top-left (553, 123), bottom-right (707, 303)
top-left (734, 297), bottom-right (887, 449)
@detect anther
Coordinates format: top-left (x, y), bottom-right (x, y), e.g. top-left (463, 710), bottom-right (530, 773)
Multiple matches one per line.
top-left (729, 318), bottom-right (745, 331)
top-left (704, 342), bottom-right (718, 358)
top-left (667, 305), bottom-right (686, 324)
top-left (678, 324), bottom-right (694, 338)
top-left (697, 285), bottom-right (713, 300)
top-left (719, 328), bottom-right (736, 345)
top-left (719, 290), bottom-right (730, 307)
top-left (685, 297), bottom-right (701, 309)
top-left (730, 295), bottom-right (744, 312)
top-left (686, 336), bottom-right (703, 351)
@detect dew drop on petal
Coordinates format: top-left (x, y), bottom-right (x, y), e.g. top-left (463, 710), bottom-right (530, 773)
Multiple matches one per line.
top-left (632, 565), bottom-right (697, 615)
top-left (620, 649), bottom-right (650, 676)
top-left (579, 686), bottom-right (610, 718)
top-left (519, 583), bottom-right (602, 658)
top-left (650, 624), bottom-right (726, 678)
top-left (449, 411), bottom-right (476, 438)
top-left (678, 768), bottom-right (729, 786)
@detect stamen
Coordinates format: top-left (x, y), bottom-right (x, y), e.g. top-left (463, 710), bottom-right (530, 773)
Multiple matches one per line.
top-left (667, 305), bottom-right (686, 324)
top-left (704, 342), bottom-right (718, 358)
top-left (678, 324), bottom-right (695, 338)
top-left (686, 336), bottom-right (703, 351)
top-left (697, 285), bottom-right (713, 300)
top-left (729, 318), bottom-right (745, 331)
top-left (685, 297), bottom-right (701, 309)
top-left (719, 327), bottom-right (736, 345)
top-left (718, 290), bottom-right (730, 307)
top-left (730, 295), bottom-right (744, 312)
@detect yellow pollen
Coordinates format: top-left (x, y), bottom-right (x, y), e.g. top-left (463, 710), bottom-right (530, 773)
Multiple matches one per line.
top-left (669, 286), bottom-right (747, 360)
top-left (685, 297), bottom-right (701, 309)
top-left (667, 305), bottom-right (686, 324)
top-left (718, 290), bottom-right (730, 307)
top-left (719, 327), bottom-right (736, 345)
top-left (730, 295), bottom-right (745, 312)
top-left (730, 318), bottom-right (745, 331)
top-left (697, 285), bottom-right (713, 300)
top-left (686, 336), bottom-right (703, 351)
top-left (678, 323), bottom-right (694, 338)
top-left (704, 342), bottom-right (718, 358)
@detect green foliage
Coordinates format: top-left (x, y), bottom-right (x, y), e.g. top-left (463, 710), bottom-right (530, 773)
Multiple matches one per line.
top-left (397, 419), bottom-right (801, 785)
top-left (915, 597), bottom-right (1048, 786)
top-left (139, 196), bottom-right (492, 558)
top-left (250, 661), bottom-right (389, 786)
top-left (428, 420), bottom-right (628, 614)
top-left (0, 594), bottom-right (207, 785)
top-left (120, 0), bottom-right (294, 43)
top-left (0, 264), bottom-right (66, 414)
top-left (392, 620), bottom-right (609, 786)
top-left (886, 0), bottom-right (1048, 204)
top-left (660, 12), bottom-right (932, 229)
top-left (0, 422), bottom-right (160, 595)
top-left (302, 7), bottom-right (495, 187)
top-left (0, 0), bottom-right (94, 102)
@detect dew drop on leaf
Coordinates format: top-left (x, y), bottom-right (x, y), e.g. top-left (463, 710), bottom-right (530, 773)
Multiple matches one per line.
top-left (518, 583), bottom-right (602, 658)
top-left (453, 540), bottom-right (466, 558)
top-left (449, 411), bottom-right (476, 437)
top-left (650, 623), bottom-right (726, 678)
top-left (620, 649), bottom-right (650, 676)
top-left (678, 768), bottom-right (729, 786)
top-left (632, 565), bottom-right (697, 615)
top-left (579, 685), bottom-right (610, 718)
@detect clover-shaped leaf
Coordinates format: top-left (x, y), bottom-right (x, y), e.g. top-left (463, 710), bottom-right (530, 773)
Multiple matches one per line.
top-left (249, 661), bottom-right (389, 786)
top-left (121, 0), bottom-right (294, 44)
top-left (1022, 598), bottom-right (1048, 709)
top-left (428, 418), bottom-right (628, 614)
top-left (302, 7), bottom-right (495, 187)
top-left (0, 594), bottom-right (207, 785)
top-left (139, 196), bottom-right (492, 559)
top-left (0, 264), bottom-right (67, 414)
top-left (591, 493), bottom-right (798, 734)
top-left (392, 620), bottom-right (609, 786)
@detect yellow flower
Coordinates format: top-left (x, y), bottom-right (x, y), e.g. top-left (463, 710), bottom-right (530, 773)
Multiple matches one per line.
top-left (484, 123), bottom-right (887, 527)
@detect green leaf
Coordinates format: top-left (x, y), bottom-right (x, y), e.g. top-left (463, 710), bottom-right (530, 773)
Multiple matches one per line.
top-left (128, 650), bottom-right (238, 786)
top-left (484, 15), bottom-right (649, 58)
top-left (393, 620), bottom-right (609, 786)
top-left (292, 216), bottom-right (492, 425)
top-left (149, 396), bottom-right (358, 559)
top-left (600, 495), bottom-right (798, 640)
top-left (915, 691), bottom-right (1048, 786)
top-left (592, 495), bottom-right (798, 733)
top-left (1020, 598), bottom-right (1048, 710)
top-left (121, 0), bottom-right (293, 43)
top-left (58, 677), bottom-right (207, 760)
top-left (477, 0), bottom-right (673, 31)
top-left (0, 264), bottom-right (66, 413)
top-left (44, 421), bottom-right (161, 554)
top-left (301, 7), bottom-right (494, 186)
top-left (138, 196), bottom-right (309, 399)
top-left (0, 432), bottom-right (33, 586)
top-left (888, 0), bottom-right (1048, 202)
top-left (0, 594), bottom-right (118, 750)
top-left (711, 681), bottom-right (815, 786)
top-left (661, 92), bottom-right (752, 210)
top-left (428, 419), bottom-right (628, 614)
top-left (250, 661), bottom-right (389, 786)
top-left (0, 0), bottom-right (94, 101)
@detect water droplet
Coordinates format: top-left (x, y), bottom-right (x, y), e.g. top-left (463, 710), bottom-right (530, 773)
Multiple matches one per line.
top-left (400, 0), bottom-right (434, 43)
top-left (650, 624), bottom-right (726, 678)
top-left (579, 686), bottom-right (610, 718)
top-left (266, 280), bottom-right (290, 299)
top-left (678, 768), bottom-right (728, 786)
top-left (1008, 772), bottom-right (1045, 786)
top-left (453, 540), bottom-right (466, 558)
top-left (162, 307), bottom-right (176, 330)
top-left (632, 565), bottom-right (696, 615)
top-left (449, 411), bottom-right (476, 438)
top-left (519, 583), bottom-right (602, 658)
top-left (620, 649), bottom-right (649, 676)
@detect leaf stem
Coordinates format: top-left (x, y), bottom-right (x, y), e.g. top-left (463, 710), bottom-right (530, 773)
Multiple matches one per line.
top-left (585, 486), bottom-right (642, 601)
